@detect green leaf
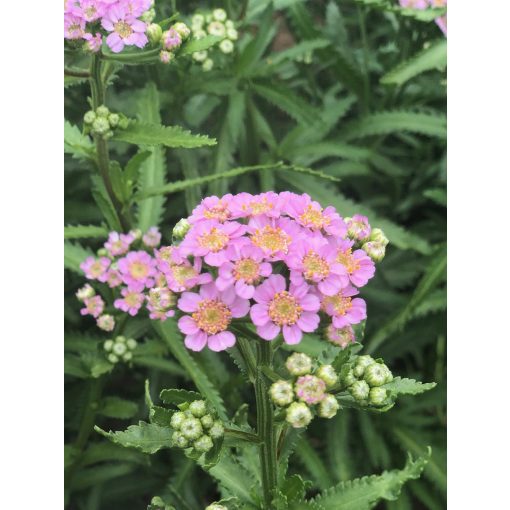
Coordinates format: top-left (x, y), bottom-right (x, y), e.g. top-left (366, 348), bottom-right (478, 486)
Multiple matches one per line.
top-left (341, 110), bottom-right (447, 140)
top-left (295, 437), bottom-right (334, 491)
top-left (281, 474), bottom-right (306, 503)
top-left (124, 151), bottom-right (152, 183)
top-left (90, 175), bottom-right (122, 231)
top-left (203, 436), bottom-right (224, 470)
top-left (160, 388), bottom-right (202, 406)
top-left (381, 40), bottom-right (447, 86)
top-left (262, 39), bottom-right (331, 68)
top-left (179, 35), bottom-right (223, 56)
top-left (64, 120), bottom-right (95, 161)
top-left (112, 121), bottom-right (217, 148)
top-left (80, 352), bottom-right (114, 378)
top-left (64, 241), bottom-right (93, 273)
top-left (423, 188), bottom-right (447, 206)
top-left (95, 421), bottom-right (173, 454)
top-left (307, 449), bottom-right (431, 509)
top-left (64, 224), bottom-right (108, 240)
top-left (383, 377), bottom-right (436, 396)
top-left (99, 397), bottom-right (139, 419)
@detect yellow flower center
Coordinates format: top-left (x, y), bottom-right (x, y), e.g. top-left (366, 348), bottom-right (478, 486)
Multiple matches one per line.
top-left (233, 258), bottom-right (260, 284)
top-left (322, 295), bottom-right (352, 316)
top-left (302, 251), bottom-right (330, 280)
top-left (203, 202), bottom-right (230, 222)
top-left (299, 205), bottom-right (330, 229)
top-left (336, 249), bottom-right (360, 274)
top-left (125, 292), bottom-right (141, 307)
top-left (129, 261), bottom-right (149, 279)
top-left (245, 198), bottom-right (273, 215)
top-left (251, 226), bottom-right (291, 254)
top-left (90, 261), bottom-right (104, 277)
top-left (84, 6), bottom-right (97, 18)
top-left (157, 247), bottom-right (175, 262)
top-left (171, 265), bottom-right (197, 285)
top-left (192, 299), bottom-right (232, 335)
top-left (198, 228), bottom-right (229, 252)
top-left (114, 21), bottom-right (133, 39)
top-left (268, 291), bottom-right (302, 326)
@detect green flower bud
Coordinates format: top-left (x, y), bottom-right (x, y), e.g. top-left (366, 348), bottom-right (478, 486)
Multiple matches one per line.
top-left (318, 394), bottom-right (340, 419)
top-left (172, 430), bottom-right (189, 449)
top-left (108, 113), bottom-right (119, 128)
top-left (170, 411), bottom-right (186, 430)
top-left (140, 8), bottom-right (156, 23)
top-left (369, 387), bottom-right (388, 406)
top-left (369, 228), bottom-right (389, 247)
top-left (225, 20), bottom-right (234, 29)
top-left (201, 414), bottom-right (214, 429)
top-left (84, 110), bottom-right (96, 124)
top-left (173, 22), bottom-right (190, 40)
top-left (97, 248), bottom-right (109, 257)
top-left (76, 283), bottom-right (95, 301)
top-left (361, 241), bottom-right (386, 263)
top-left (194, 434), bottom-right (214, 452)
top-left (212, 8), bottom-right (227, 22)
top-left (104, 339), bottom-right (114, 352)
top-left (130, 228), bottom-right (142, 240)
top-left (193, 50), bottom-right (208, 62)
top-left (227, 28), bottom-right (238, 41)
top-left (92, 116), bottom-right (110, 135)
top-left (205, 504), bottom-right (228, 510)
top-left (191, 14), bottom-right (204, 28)
top-left (116, 335), bottom-right (126, 343)
top-left (122, 352), bottom-right (133, 362)
top-left (219, 39), bottom-right (234, 54)
top-left (364, 363), bottom-right (391, 387)
top-left (341, 367), bottom-right (357, 388)
top-left (353, 355), bottom-right (375, 378)
top-left (147, 23), bottom-right (163, 44)
top-left (189, 400), bottom-right (207, 418)
top-left (172, 218), bottom-right (191, 240)
top-left (285, 352), bottom-right (312, 376)
top-left (349, 380), bottom-right (370, 401)
top-left (316, 365), bottom-right (338, 387)
top-left (202, 58), bottom-right (214, 72)
top-left (207, 21), bottom-right (226, 38)
top-left (286, 402), bottom-right (313, 428)
top-left (209, 420), bottom-right (224, 439)
top-left (112, 342), bottom-right (127, 356)
top-left (126, 338), bottom-right (137, 350)
top-left (194, 29), bottom-right (207, 40)
top-left (96, 105), bottom-right (110, 117)
top-left (107, 353), bottom-right (119, 364)
top-left (181, 417), bottom-right (203, 440)
top-left (269, 380), bottom-right (294, 406)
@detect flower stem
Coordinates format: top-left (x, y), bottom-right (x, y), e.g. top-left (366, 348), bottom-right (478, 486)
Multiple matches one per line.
top-left (255, 340), bottom-right (278, 509)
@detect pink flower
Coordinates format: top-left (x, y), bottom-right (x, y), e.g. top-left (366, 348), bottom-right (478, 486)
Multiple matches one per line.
top-left (429, 0), bottom-right (447, 36)
top-left (295, 375), bottom-right (326, 404)
top-left (80, 295), bottom-right (105, 318)
top-left (146, 287), bottom-right (176, 321)
top-left (142, 227), bottom-right (161, 248)
top-left (154, 245), bottom-right (183, 273)
top-left (286, 237), bottom-right (348, 296)
top-left (163, 28), bottom-right (182, 50)
top-left (164, 257), bottom-right (212, 292)
top-left (117, 250), bottom-right (157, 291)
top-left (326, 324), bottom-right (355, 347)
top-left (179, 220), bottom-right (246, 267)
top-left (250, 275), bottom-right (320, 345)
top-left (64, 13), bottom-right (86, 39)
top-left (114, 287), bottom-right (145, 316)
top-left (101, 4), bottom-right (148, 53)
top-left (189, 195), bottom-right (233, 223)
top-left (83, 32), bottom-right (103, 52)
top-left (346, 214), bottom-right (371, 242)
top-left (321, 285), bottom-right (366, 329)
top-left (118, 0), bottom-right (152, 17)
top-left (216, 243), bottom-right (272, 299)
top-left (177, 283), bottom-right (250, 352)
top-left (80, 256), bottom-right (111, 281)
top-left (284, 193), bottom-right (347, 237)
top-left (75, 0), bottom-right (105, 22)
top-left (399, 0), bottom-right (428, 8)
top-left (229, 192), bottom-right (283, 219)
top-left (104, 268), bottom-right (122, 288)
top-left (105, 232), bottom-right (134, 256)
top-left (334, 239), bottom-right (375, 288)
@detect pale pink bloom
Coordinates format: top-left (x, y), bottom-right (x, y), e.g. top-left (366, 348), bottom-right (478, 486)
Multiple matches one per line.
top-left (399, 0), bottom-right (428, 8)
top-left (80, 295), bottom-right (105, 318)
top-left (250, 275), bottom-right (320, 345)
top-left (101, 4), bottom-right (148, 53)
top-left (321, 285), bottom-right (366, 329)
top-left (64, 13), bottom-right (86, 39)
top-left (165, 257), bottom-right (212, 292)
top-left (334, 239), bottom-right (375, 288)
top-left (346, 214), bottom-right (371, 242)
top-left (75, 0), bottom-right (106, 21)
top-left (295, 375), bottom-right (326, 404)
top-left (97, 314), bottom-right (115, 331)
top-left (179, 220), bottom-right (246, 267)
top-left (284, 193), bottom-right (347, 237)
top-left (229, 192), bottom-right (284, 220)
top-left (142, 227), bottom-right (161, 248)
top-left (154, 245), bottom-right (184, 273)
top-left (118, 0), bottom-right (152, 17)
top-left (104, 231), bottom-right (134, 257)
top-left (189, 195), bottom-right (234, 223)
top-left (286, 237), bottom-right (348, 296)
top-left (163, 28), bottom-right (181, 50)
top-left (326, 324), bottom-right (355, 348)
top-left (114, 287), bottom-right (145, 316)
top-left (80, 256), bottom-right (111, 281)
top-left (177, 283), bottom-right (250, 352)
top-left (83, 32), bottom-right (103, 52)
top-left (104, 268), bottom-right (122, 288)
top-left (216, 243), bottom-right (272, 299)
top-left (146, 287), bottom-right (176, 321)
top-left (117, 250), bottom-right (157, 291)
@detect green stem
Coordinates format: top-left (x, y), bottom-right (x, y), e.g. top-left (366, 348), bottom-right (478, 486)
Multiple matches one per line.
top-left (255, 340), bottom-right (278, 509)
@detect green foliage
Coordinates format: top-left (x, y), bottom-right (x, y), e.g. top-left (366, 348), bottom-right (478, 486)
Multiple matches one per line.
top-left (64, 241), bottom-right (93, 273)
top-left (64, 224), bottom-right (108, 240)
top-left (64, 120), bottom-right (95, 161)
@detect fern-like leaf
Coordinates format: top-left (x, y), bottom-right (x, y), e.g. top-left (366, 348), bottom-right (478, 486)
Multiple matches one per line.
top-left (64, 120), bottom-right (95, 161)
top-left (64, 241), bottom-right (93, 273)
top-left (64, 224), bottom-right (108, 240)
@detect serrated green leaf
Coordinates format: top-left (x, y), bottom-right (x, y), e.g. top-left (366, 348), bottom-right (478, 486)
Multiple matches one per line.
top-left (90, 174), bottom-right (122, 231)
top-left (160, 388), bottom-right (202, 405)
top-left (263, 39), bottom-right (331, 68)
top-left (383, 377), bottom-right (436, 396)
top-left (99, 397), bottom-right (139, 419)
top-left (64, 224), bottom-right (108, 240)
top-left (95, 421), bottom-right (173, 454)
top-left (80, 351), bottom-right (114, 378)
top-left (295, 437), bottom-right (334, 490)
top-left (64, 241), bottom-right (93, 273)
top-left (64, 120), bottom-right (95, 161)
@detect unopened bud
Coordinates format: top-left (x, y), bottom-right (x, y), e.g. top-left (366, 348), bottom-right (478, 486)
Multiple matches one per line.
top-left (112, 341), bottom-right (127, 356)
top-left (207, 21), bottom-right (226, 37)
top-left (103, 339), bottom-right (114, 352)
top-left (316, 365), bottom-right (338, 388)
top-left (192, 50), bottom-right (208, 62)
top-left (206, 504), bottom-right (228, 510)
top-left (194, 434), bottom-right (214, 452)
top-left (173, 22), bottom-right (190, 40)
top-left (202, 58), bottom-right (214, 72)
top-left (92, 116), bottom-right (110, 135)
top-left (191, 14), bottom-right (204, 28)
top-left (212, 8), bottom-right (227, 22)
top-left (108, 113), bottom-right (119, 128)
top-left (97, 314), bottom-right (115, 332)
top-left (159, 50), bottom-right (175, 64)
top-left (147, 23), bottom-right (162, 44)
top-left (270, 380), bottom-right (294, 407)
top-left (181, 417), bottom-right (203, 440)
top-left (172, 430), bottom-right (189, 448)
top-left (209, 420), bottom-right (224, 439)
top-left (122, 351), bottom-right (133, 362)
top-left (97, 248), bottom-right (109, 257)
top-left (353, 355), bottom-right (375, 378)
top-left (369, 228), bottom-right (389, 247)
top-left (189, 400), bottom-right (207, 418)
top-left (364, 363), bottom-right (392, 387)
top-left (286, 402), bottom-right (313, 428)
top-left (172, 218), bottom-right (191, 240)
top-left (349, 380), bottom-right (370, 401)
top-left (362, 241), bottom-right (386, 263)
top-left (295, 375), bottom-right (326, 404)
top-left (84, 110), bottom-right (96, 124)
top-left (285, 352), bottom-right (312, 376)
top-left (340, 367), bottom-right (357, 387)
top-left (318, 394), bottom-right (340, 419)
top-left (170, 411), bottom-right (186, 430)
top-left (346, 214), bottom-right (371, 242)
top-left (201, 414), bottom-right (214, 429)
top-left (369, 387), bottom-right (388, 406)
top-left (326, 324), bottom-right (355, 348)
top-left (107, 353), bottom-right (119, 364)
top-left (126, 338), bottom-right (137, 350)
top-left (129, 229), bottom-right (142, 240)
top-left (140, 8), bottom-right (155, 23)
top-left (116, 335), bottom-right (126, 343)
top-left (76, 283), bottom-right (95, 301)
top-left (227, 28), bottom-right (238, 40)
top-left (96, 105), bottom-right (110, 117)
top-left (219, 39), bottom-right (234, 54)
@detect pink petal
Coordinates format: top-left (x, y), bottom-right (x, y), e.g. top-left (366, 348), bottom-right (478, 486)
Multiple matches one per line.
top-left (208, 331), bottom-right (236, 352)
top-left (178, 292), bottom-right (201, 312)
top-left (230, 297), bottom-right (250, 318)
top-left (268, 274), bottom-right (286, 294)
top-left (257, 322), bottom-right (280, 340)
top-left (205, 251), bottom-right (228, 267)
top-left (299, 294), bottom-right (320, 312)
top-left (220, 285), bottom-right (237, 306)
top-left (184, 331), bottom-right (208, 351)
top-left (259, 262), bottom-right (272, 276)
top-left (178, 316), bottom-right (199, 335)
top-left (297, 312), bottom-right (320, 333)
top-left (318, 276), bottom-right (342, 296)
top-left (283, 325), bottom-right (303, 345)
top-left (199, 282), bottom-right (218, 300)
top-left (216, 275), bottom-right (234, 291)
top-left (253, 280), bottom-right (274, 304)
top-left (250, 304), bottom-right (270, 326)
top-left (235, 280), bottom-right (254, 299)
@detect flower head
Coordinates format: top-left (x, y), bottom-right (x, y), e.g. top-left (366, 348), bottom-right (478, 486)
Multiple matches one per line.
top-left (345, 214), bottom-right (371, 242)
top-left (326, 324), bottom-right (355, 347)
top-left (101, 4), bottom-right (148, 53)
top-left (80, 295), bottom-right (105, 318)
top-left (64, 13), bottom-right (86, 39)
top-left (76, 283), bottom-right (95, 301)
top-left (114, 287), bottom-right (145, 316)
top-left (295, 375), bottom-right (326, 404)
top-left (83, 32), bottom-right (103, 52)
top-left (146, 286), bottom-right (176, 321)
top-left (142, 226), bottom-right (161, 248)
top-left (97, 314), bottom-right (115, 331)
top-left (117, 250), bottom-right (157, 291)
top-left (80, 256), bottom-right (111, 281)
top-left (189, 195), bottom-right (233, 223)
top-left (321, 285), bottom-right (367, 329)
top-left (334, 239), bottom-right (375, 288)
top-left (105, 231), bottom-right (134, 257)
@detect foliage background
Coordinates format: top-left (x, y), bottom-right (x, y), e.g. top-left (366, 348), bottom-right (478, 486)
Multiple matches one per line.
top-left (64, 0), bottom-right (446, 508)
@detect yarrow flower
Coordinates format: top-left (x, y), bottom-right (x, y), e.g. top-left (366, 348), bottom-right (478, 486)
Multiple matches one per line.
top-left (101, 4), bottom-right (148, 53)
top-left (114, 287), bottom-right (145, 316)
top-left (105, 231), bottom-right (134, 257)
top-left (80, 256), bottom-right (110, 281)
top-left (80, 295), bottom-right (105, 318)
top-left (117, 250), bottom-right (157, 291)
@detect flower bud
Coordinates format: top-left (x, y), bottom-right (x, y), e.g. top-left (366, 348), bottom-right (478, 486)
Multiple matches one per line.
top-left (181, 417), bottom-right (203, 440)
top-left (326, 324), bottom-right (355, 348)
top-left (225, 20), bottom-right (234, 29)
top-left (140, 8), bottom-right (156, 23)
top-left (206, 504), bottom-right (228, 510)
top-left (107, 353), bottom-right (119, 364)
top-left (286, 402), bottom-right (313, 428)
top-left (219, 39), bottom-right (234, 54)
top-left (84, 110), bottom-right (96, 125)
top-left (97, 314), bottom-right (115, 332)
top-left (207, 21), bottom-right (226, 38)
top-left (108, 113), bottom-right (120, 128)
top-left (369, 228), bottom-right (389, 247)
top-left (363, 363), bottom-right (392, 387)
top-left (159, 50), bottom-right (175, 64)
top-left (113, 341), bottom-right (127, 356)
top-left (191, 14), bottom-right (204, 28)
top-left (316, 365), bottom-right (338, 388)
top-left (96, 105), bottom-right (110, 117)
top-left (189, 400), bottom-right (207, 418)
top-left (346, 214), bottom-right (371, 242)
top-left (172, 430), bottom-right (189, 448)
top-left (349, 380), bottom-right (370, 401)
top-left (116, 335), bottom-right (126, 343)
top-left (340, 367), bottom-right (357, 387)
top-left (163, 28), bottom-right (182, 50)
top-left (285, 352), bottom-right (312, 376)
top-left (147, 23), bottom-right (162, 44)
top-left (212, 8), bottom-right (227, 22)
top-left (92, 116), bottom-right (110, 135)
top-left (173, 218), bottom-right (191, 240)
top-left (269, 380), bottom-right (294, 407)
top-left (318, 394), bottom-right (340, 419)
top-left (369, 387), bottom-right (388, 406)
top-left (129, 229), bottom-right (142, 240)
top-left (353, 355), bottom-right (375, 378)
top-left (97, 248), bottom-right (109, 257)
top-left (295, 375), bottom-right (326, 404)
top-left (173, 22), bottom-right (190, 40)
top-left (209, 420), bottom-right (224, 439)
top-left (170, 411), bottom-right (186, 430)
top-left (201, 414), bottom-right (214, 429)
top-left (192, 50), bottom-right (208, 62)
top-left (227, 28), bottom-right (238, 41)
top-left (76, 283), bottom-right (95, 301)
top-left (122, 351), bottom-right (133, 362)
top-left (194, 434), bottom-right (214, 452)
top-left (126, 338), bottom-right (137, 350)
top-left (202, 58), bottom-right (214, 72)
top-left (103, 339), bottom-right (114, 352)
top-left (362, 241), bottom-right (386, 263)
top-left (194, 29), bottom-right (207, 40)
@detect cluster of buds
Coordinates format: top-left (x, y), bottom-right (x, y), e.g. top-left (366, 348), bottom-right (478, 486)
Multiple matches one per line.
top-left (170, 399), bottom-right (224, 454)
top-left (344, 216), bottom-right (389, 263)
top-left (190, 8), bottom-right (238, 71)
top-left (270, 353), bottom-right (340, 428)
top-left (146, 21), bottom-right (191, 64)
top-left (103, 335), bottom-right (137, 364)
top-left (361, 228), bottom-right (389, 264)
top-left (76, 283), bottom-right (116, 331)
top-left (341, 355), bottom-right (393, 407)
top-left (83, 105), bottom-right (123, 139)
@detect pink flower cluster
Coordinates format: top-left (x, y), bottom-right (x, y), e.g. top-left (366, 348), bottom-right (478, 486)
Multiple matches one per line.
top-left (64, 0), bottom-right (151, 53)
top-left (399, 0), bottom-right (447, 36)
